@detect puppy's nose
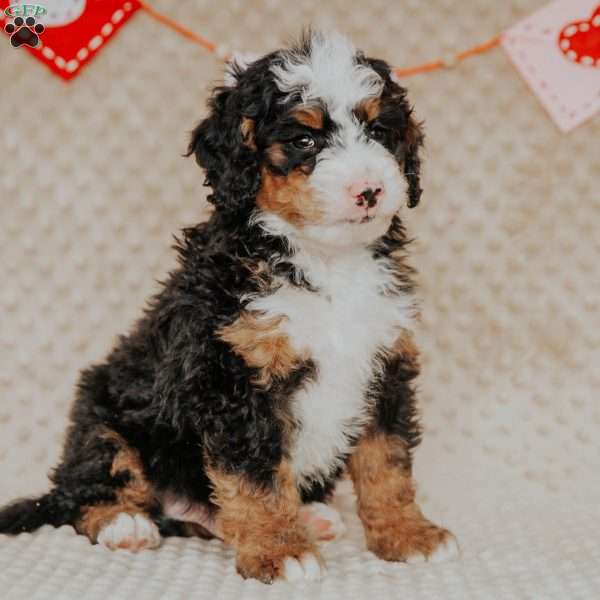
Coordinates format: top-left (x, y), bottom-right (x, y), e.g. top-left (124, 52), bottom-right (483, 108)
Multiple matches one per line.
top-left (353, 185), bottom-right (383, 208)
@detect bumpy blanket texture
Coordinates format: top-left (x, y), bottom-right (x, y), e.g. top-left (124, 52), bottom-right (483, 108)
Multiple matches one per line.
top-left (1, 0), bottom-right (599, 598)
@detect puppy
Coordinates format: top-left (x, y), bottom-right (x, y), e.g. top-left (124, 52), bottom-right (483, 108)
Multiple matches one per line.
top-left (0, 30), bottom-right (456, 583)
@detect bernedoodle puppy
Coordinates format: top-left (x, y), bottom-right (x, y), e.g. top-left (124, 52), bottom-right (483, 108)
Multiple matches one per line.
top-left (0, 29), bottom-right (457, 583)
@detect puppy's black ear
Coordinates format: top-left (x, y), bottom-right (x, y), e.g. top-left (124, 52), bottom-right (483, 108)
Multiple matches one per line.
top-left (404, 114), bottom-right (424, 209)
top-left (187, 85), bottom-right (260, 214)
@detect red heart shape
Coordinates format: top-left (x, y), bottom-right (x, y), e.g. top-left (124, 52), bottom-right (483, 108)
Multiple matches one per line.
top-left (558, 4), bottom-right (600, 67)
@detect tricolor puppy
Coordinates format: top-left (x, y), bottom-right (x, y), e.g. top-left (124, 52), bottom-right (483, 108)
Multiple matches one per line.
top-left (0, 30), bottom-right (457, 583)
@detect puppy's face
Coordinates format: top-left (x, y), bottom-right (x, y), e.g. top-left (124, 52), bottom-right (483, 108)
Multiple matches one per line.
top-left (190, 31), bottom-right (423, 249)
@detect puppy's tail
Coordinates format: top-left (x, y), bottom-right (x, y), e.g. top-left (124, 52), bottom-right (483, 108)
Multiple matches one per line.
top-left (0, 489), bottom-right (80, 534)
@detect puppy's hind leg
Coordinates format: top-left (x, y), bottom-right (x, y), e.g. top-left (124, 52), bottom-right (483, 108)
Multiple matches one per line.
top-left (69, 429), bottom-right (162, 552)
top-left (95, 512), bottom-right (161, 552)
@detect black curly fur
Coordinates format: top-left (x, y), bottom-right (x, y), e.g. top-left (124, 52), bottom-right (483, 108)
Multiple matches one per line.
top-left (0, 32), bottom-right (424, 537)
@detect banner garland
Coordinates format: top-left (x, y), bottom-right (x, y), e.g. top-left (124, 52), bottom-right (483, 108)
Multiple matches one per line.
top-left (2, 0), bottom-right (599, 131)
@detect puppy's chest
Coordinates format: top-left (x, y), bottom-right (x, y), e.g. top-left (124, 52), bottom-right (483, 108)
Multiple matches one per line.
top-left (248, 255), bottom-right (415, 487)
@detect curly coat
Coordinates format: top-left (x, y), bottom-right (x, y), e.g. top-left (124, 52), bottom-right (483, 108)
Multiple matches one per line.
top-left (0, 30), bottom-right (455, 584)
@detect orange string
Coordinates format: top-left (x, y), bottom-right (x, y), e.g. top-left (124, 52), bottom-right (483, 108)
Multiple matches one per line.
top-left (137, 0), bottom-right (216, 53)
top-left (458, 35), bottom-right (502, 59)
top-left (394, 35), bottom-right (502, 78)
top-left (137, 1), bottom-right (502, 77)
top-left (393, 60), bottom-right (444, 78)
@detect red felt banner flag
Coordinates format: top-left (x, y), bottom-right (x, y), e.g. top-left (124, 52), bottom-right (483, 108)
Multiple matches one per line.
top-left (1, 0), bottom-right (140, 81)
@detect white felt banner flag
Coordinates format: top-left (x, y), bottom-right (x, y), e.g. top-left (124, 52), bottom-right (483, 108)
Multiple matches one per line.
top-left (502, 0), bottom-right (600, 132)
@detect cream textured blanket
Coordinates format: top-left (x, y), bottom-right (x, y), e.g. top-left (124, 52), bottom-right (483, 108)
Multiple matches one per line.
top-left (1, 0), bottom-right (599, 597)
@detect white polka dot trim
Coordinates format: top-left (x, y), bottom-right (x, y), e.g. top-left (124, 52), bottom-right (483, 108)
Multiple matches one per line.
top-left (563, 25), bottom-right (578, 38)
top-left (42, 47), bottom-right (55, 60)
top-left (88, 35), bottom-right (103, 51)
top-left (559, 14), bottom-right (600, 68)
top-left (112, 9), bottom-right (125, 24)
top-left (22, 1), bottom-right (137, 76)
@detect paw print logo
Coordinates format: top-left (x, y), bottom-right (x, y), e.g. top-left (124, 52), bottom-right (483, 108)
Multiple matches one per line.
top-left (4, 16), bottom-right (45, 48)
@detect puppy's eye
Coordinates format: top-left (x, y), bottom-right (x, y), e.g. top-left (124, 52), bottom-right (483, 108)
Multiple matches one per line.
top-left (292, 135), bottom-right (316, 150)
top-left (368, 123), bottom-right (388, 143)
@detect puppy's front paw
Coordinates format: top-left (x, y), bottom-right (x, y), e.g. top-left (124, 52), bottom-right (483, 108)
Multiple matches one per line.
top-left (97, 512), bottom-right (161, 552)
top-left (366, 518), bottom-right (458, 564)
top-left (299, 502), bottom-right (346, 542)
top-left (236, 543), bottom-right (324, 583)
top-left (282, 552), bottom-right (324, 582)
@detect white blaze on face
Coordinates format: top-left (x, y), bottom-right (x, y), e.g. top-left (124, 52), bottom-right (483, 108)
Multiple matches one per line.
top-left (268, 30), bottom-right (407, 248)
top-left (271, 30), bottom-right (383, 114)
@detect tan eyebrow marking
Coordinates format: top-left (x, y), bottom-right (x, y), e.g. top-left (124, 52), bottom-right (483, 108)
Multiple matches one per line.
top-left (291, 106), bottom-right (324, 130)
top-left (354, 97), bottom-right (381, 122)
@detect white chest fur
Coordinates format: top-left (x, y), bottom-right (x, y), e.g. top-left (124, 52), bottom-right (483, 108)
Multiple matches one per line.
top-left (247, 249), bottom-right (417, 489)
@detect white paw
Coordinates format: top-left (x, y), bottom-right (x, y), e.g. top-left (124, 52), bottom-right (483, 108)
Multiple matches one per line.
top-left (405, 534), bottom-right (460, 564)
top-left (428, 534), bottom-right (460, 563)
top-left (97, 513), bottom-right (161, 552)
top-left (299, 502), bottom-right (346, 542)
top-left (282, 552), bottom-right (324, 582)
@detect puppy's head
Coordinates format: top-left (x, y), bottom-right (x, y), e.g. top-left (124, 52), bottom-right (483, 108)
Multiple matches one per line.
top-left (189, 30), bottom-right (423, 249)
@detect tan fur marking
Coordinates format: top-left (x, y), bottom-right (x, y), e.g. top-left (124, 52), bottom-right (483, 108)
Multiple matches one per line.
top-left (239, 258), bottom-right (274, 295)
top-left (348, 433), bottom-right (453, 561)
top-left (208, 461), bottom-right (319, 583)
top-left (76, 429), bottom-right (155, 541)
top-left (241, 117), bottom-right (256, 149)
top-left (393, 328), bottom-right (420, 371)
top-left (355, 97), bottom-right (381, 122)
top-left (256, 166), bottom-right (323, 226)
top-left (76, 504), bottom-right (130, 543)
top-left (218, 311), bottom-right (304, 387)
top-left (291, 106), bottom-right (324, 130)
top-left (247, 259), bottom-right (270, 279)
top-left (266, 143), bottom-right (287, 167)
